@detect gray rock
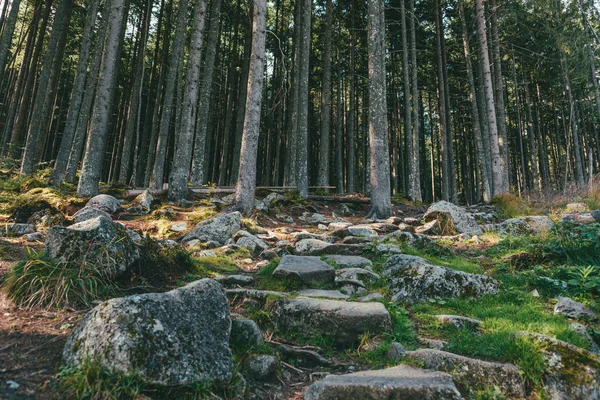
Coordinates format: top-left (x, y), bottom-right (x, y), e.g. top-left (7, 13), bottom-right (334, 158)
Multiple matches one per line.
top-left (554, 296), bottom-right (598, 321)
top-left (276, 214), bottom-right (294, 223)
top-left (128, 190), bottom-right (153, 214)
top-left (338, 280), bottom-right (368, 296)
top-left (516, 331), bottom-right (600, 400)
top-left (486, 215), bottom-right (555, 235)
top-left (331, 225), bottom-right (378, 238)
top-left (357, 293), bottom-right (385, 302)
top-left (273, 255), bottom-right (335, 285)
top-left (336, 268), bottom-right (380, 285)
top-left (592, 210), bottom-right (600, 222)
top-left (246, 355), bottom-right (278, 381)
top-left (86, 194), bottom-right (121, 214)
top-left (45, 216), bottom-right (139, 279)
top-left (26, 232), bottom-right (44, 242)
top-left (263, 193), bottom-right (285, 209)
top-left (234, 231), bottom-right (269, 255)
top-left (170, 222), bottom-right (188, 232)
top-left (424, 201), bottom-right (483, 235)
top-left (435, 315), bottom-right (483, 332)
top-left (303, 364), bottom-right (464, 400)
top-left (419, 337), bottom-right (448, 350)
top-left (63, 279), bottom-right (233, 386)
top-left (297, 289), bottom-right (350, 300)
top-left (180, 212), bottom-right (242, 245)
top-left (72, 206), bottom-right (112, 223)
top-left (216, 275), bottom-right (254, 287)
top-left (230, 319), bottom-right (264, 349)
top-left (406, 349), bottom-right (526, 398)
top-left (375, 243), bottom-right (403, 254)
top-left (569, 322), bottom-right (600, 354)
top-left (272, 298), bottom-right (392, 346)
top-left (415, 220), bottom-right (441, 235)
top-left (328, 222), bottom-right (353, 231)
top-left (324, 255), bottom-right (373, 269)
top-left (403, 217), bottom-right (421, 226)
top-left (386, 342), bottom-right (407, 361)
top-left (295, 239), bottom-right (365, 256)
top-left (6, 223), bottom-right (35, 236)
top-left (383, 255), bottom-right (499, 303)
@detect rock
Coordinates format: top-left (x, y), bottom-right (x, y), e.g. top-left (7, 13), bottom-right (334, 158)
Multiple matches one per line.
top-left (303, 364), bottom-right (464, 400)
top-left (385, 216), bottom-right (404, 225)
top-left (234, 231), bottom-right (269, 255)
top-left (569, 322), bottom-right (600, 354)
top-left (246, 355), bottom-right (277, 381)
top-left (45, 216), bottom-right (139, 279)
top-left (486, 215), bottom-right (555, 235)
top-left (86, 194), bottom-right (121, 214)
top-left (254, 199), bottom-right (268, 212)
top-left (5, 380), bottom-right (19, 390)
top-left (424, 201), bottom-right (483, 235)
top-left (405, 349), bottom-right (526, 398)
top-left (336, 204), bottom-right (353, 216)
top-left (386, 342), bottom-right (407, 361)
top-left (592, 210), bottom-right (600, 222)
top-left (336, 268), bottom-right (380, 285)
top-left (273, 255), bottom-right (335, 285)
top-left (128, 190), bottom-right (153, 214)
top-left (230, 319), bottom-right (264, 349)
top-left (297, 289), bottom-right (350, 300)
top-left (554, 296), bottom-right (598, 321)
top-left (435, 315), bottom-right (483, 332)
top-left (375, 243), bottom-right (403, 254)
top-left (383, 231), bottom-right (435, 249)
top-left (419, 337), bottom-right (448, 350)
top-left (26, 232), bottom-right (44, 242)
top-left (6, 223), bottom-right (35, 236)
top-left (328, 222), bottom-right (353, 231)
top-left (415, 220), bottom-right (441, 235)
top-left (516, 331), bottom-right (600, 400)
top-left (180, 212), bottom-right (242, 245)
top-left (324, 255), bottom-right (373, 269)
top-left (357, 293), bottom-right (385, 302)
top-left (273, 298), bottom-right (392, 346)
top-left (341, 236), bottom-right (376, 244)
top-left (295, 239), bottom-right (365, 256)
top-left (383, 255), bottom-right (499, 303)
top-left (566, 203), bottom-right (587, 213)
top-left (331, 225), bottom-right (378, 238)
top-left (72, 206), bottom-right (112, 223)
top-left (263, 193), bottom-right (285, 209)
top-left (216, 275), bottom-right (254, 287)
top-left (403, 217), bottom-right (421, 226)
top-left (301, 213), bottom-right (332, 225)
top-left (561, 212), bottom-right (597, 224)
top-left (63, 279), bottom-right (233, 386)
top-left (276, 214), bottom-right (294, 223)
top-left (338, 280), bottom-right (367, 296)
top-left (169, 222), bottom-right (187, 232)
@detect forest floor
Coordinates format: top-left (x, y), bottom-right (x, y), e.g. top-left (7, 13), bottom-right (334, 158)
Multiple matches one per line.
top-left (0, 176), bottom-right (599, 399)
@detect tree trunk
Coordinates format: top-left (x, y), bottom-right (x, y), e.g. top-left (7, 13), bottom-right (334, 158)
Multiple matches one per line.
top-left (346, 0), bottom-right (356, 193)
top-left (231, 0), bottom-right (266, 214)
top-left (168, 0), bottom-right (208, 201)
top-left (317, 0), bottom-right (332, 188)
top-left (0, 0), bottom-right (20, 81)
top-left (475, 0), bottom-right (504, 195)
top-left (408, 0), bottom-right (421, 202)
top-left (367, 0), bottom-right (392, 219)
top-left (77, 0), bottom-right (129, 196)
top-left (561, 55), bottom-right (585, 189)
top-left (296, 0), bottom-right (311, 198)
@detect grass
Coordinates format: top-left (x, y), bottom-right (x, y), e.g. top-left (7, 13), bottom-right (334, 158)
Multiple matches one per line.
top-left (492, 193), bottom-right (546, 219)
top-left (2, 249), bottom-right (117, 309)
top-left (401, 246), bottom-right (484, 274)
top-left (56, 358), bottom-right (215, 400)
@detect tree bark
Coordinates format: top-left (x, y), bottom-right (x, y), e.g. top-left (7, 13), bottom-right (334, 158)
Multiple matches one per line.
top-left (296, 0), bottom-right (311, 198)
top-left (408, 0), bottom-right (421, 202)
top-left (0, 0), bottom-right (21, 81)
top-left (317, 0), bottom-right (332, 188)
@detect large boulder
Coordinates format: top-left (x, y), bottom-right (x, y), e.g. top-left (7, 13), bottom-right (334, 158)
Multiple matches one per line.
top-left (272, 297), bottom-right (392, 346)
top-left (405, 349), bottom-right (526, 398)
top-left (383, 255), bottom-right (499, 303)
top-left (554, 296), bottom-right (598, 321)
top-left (485, 216), bottom-right (555, 235)
top-left (234, 231), bottom-right (269, 255)
top-left (63, 279), bottom-right (233, 386)
top-left (423, 201), bottom-right (483, 235)
top-left (324, 255), bottom-right (373, 269)
top-left (303, 364), bottom-right (465, 400)
top-left (180, 212), bottom-right (242, 245)
top-left (128, 190), bottom-right (153, 214)
top-left (86, 194), bottom-right (121, 214)
top-left (5, 223), bottom-right (35, 236)
top-left (45, 216), bottom-right (139, 279)
top-left (295, 238), bottom-right (365, 256)
top-left (516, 331), bottom-right (600, 400)
top-left (72, 206), bottom-right (112, 223)
top-left (273, 255), bottom-right (335, 285)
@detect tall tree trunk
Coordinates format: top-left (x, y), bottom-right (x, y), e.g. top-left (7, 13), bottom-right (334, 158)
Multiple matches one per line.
top-left (475, 0), bottom-right (504, 195)
top-left (346, 0), bottom-right (356, 193)
top-left (435, 0), bottom-right (450, 201)
top-left (296, 0), bottom-right (311, 198)
top-left (367, 0), bottom-right (392, 219)
top-left (150, 0), bottom-right (189, 189)
top-left (191, 0), bottom-right (222, 186)
top-left (561, 55), bottom-right (585, 188)
top-left (232, 0), bottom-right (266, 214)
top-left (77, 0), bottom-right (129, 196)
top-left (400, 0), bottom-right (413, 199)
top-left (168, 0), bottom-right (208, 201)
top-left (0, 0), bottom-right (20, 81)
top-left (336, 72), bottom-right (344, 194)
top-left (21, 0), bottom-right (72, 175)
top-left (408, 0), bottom-right (422, 202)
top-left (317, 0), bottom-right (332, 188)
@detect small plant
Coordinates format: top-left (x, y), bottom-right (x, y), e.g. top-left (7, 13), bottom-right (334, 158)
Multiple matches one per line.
top-left (567, 265), bottom-right (600, 296)
top-left (2, 249), bottom-right (116, 309)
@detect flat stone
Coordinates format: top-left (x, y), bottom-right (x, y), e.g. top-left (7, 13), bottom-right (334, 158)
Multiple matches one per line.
top-left (375, 243), bottom-right (403, 254)
top-left (327, 222), bottom-right (353, 231)
top-left (485, 215), bottom-right (555, 235)
top-left (216, 275), bottom-right (254, 287)
top-left (324, 255), bottom-right (373, 269)
top-left (180, 212), bottom-right (242, 245)
top-left (406, 349), bottom-right (526, 398)
top-left (357, 293), bottom-right (385, 302)
top-left (7, 223), bottom-right (35, 236)
top-left (273, 298), bottom-right (392, 346)
top-left (554, 296), bottom-right (598, 321)
top-left (435, 315), bottom-right (484, 332)
top-left (415, 220), bottom-right (441, 235)
top-left (424, 201), bottom-right (483, 235)
top-left (303, 364), bottom-right (464, 400)
top-left (26, 232), bottom-right (44, 242)
top-left (297, 289), bottom-right (350, 300)
top-left (295, 239), bottom-right (365, 256)
top-left (170, 222), bottom-right (187, 232)
top-left (336, 268), bottom-right (380, 285)
top-left (273, 255), bottom-right (335, 285)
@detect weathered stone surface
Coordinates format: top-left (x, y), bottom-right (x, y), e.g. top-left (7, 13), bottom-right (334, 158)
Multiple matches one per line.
top-left (273, 298), bottom-right (392, 346)
top-left (234, 231), bottom-right (269, 255)
top-left (486, 215), bottom-right (555, 235)
top-left (592, 210), bottom-right (600, 222)
top-left (63, 279), bottom-right (233, 386)
top-left (516, 331), bottom-right (600, 400)
top-left (6, 223), bottom-right (35, 236)
top-left (405, 349), bottom-right (526, 398)
top-left (297, 289), bottom-right (350, 300)
top-left (328, 222), bottom-right (353, 231)
top-left (324, 255), bottom-right (373, 269)
top-left (180, 212), bottom-right (241, 245)
top-left (128, 190), bottom-right (153, 214)
top-left (72, 206), bottom-right (112, 223)
top-left (336, 268), bottom-right (380, 285)
top-left (86, 194), bottom-right (121, 214)
top-left (247, 355), bottom-right (277, 381)
top-left (357, 293), bottom-right (385, 302)
top-left (263, 193), bottom-right (285, 209)
top-left (295, 239), bottom-right (365, 256)
top-left (303, 364), bottom-right (465, 400)
top-left (170, 222), bottom-right (188, 232)
top-left (230, 319), bottom-right (264, 349)
top-left (554, 296), bottom-right (598, 321)
top-left (273, 255), bottom-right (335, 285)
top-left (45, 216), bottom-right (139, 279)
top-left (419, 337), bottom-right (448, 350)
top-left (375, 243), bottom-right (403, 254)
top-left (569, 322), bottom-right (600, 354)
top-left (331, 225), bottom-right (379, 239)
top-left (424, 201), bottom-right (483, 235)
top-left (566, 203), bottom-right (587, 213)
top-left (386, 342), bottom-right (407, 361)
top-left (26, 232), bottom-right (44, 242)
top-left (216, 275), bottom-right (254, 287)
top-left (435, 315), bottom-right (483, 332)
top-left (383, 255), bottom-right (499, 303)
